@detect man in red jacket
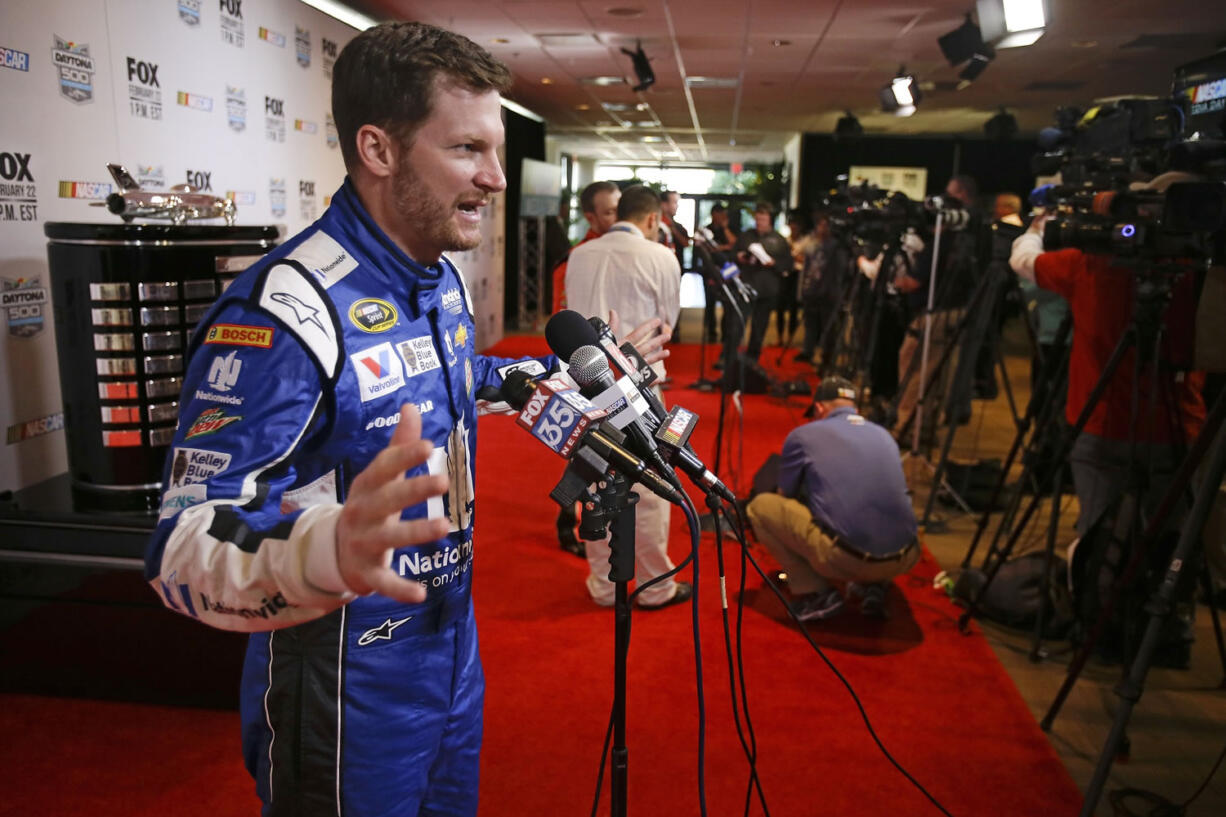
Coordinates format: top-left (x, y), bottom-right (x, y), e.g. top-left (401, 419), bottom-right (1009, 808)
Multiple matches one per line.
top-left (551, 181), bottom-right (620, 313)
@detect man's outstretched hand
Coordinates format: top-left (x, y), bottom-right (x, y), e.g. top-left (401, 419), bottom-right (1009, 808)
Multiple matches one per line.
top-left (335, 403), bottom-right (449, 603)
top-left (608, 309), bottom-right (671, 366)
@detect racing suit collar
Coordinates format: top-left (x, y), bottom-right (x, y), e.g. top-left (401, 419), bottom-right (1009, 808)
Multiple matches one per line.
top-left (326, 179), bottom-right (449, 320)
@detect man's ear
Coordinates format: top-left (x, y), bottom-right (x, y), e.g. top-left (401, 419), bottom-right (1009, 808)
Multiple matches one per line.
top-left (354, 124), bottom-right (398, 180)
top-left (645, 211), bottom-right (660, 235)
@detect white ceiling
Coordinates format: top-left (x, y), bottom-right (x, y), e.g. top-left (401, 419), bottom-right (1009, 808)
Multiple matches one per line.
top-left (349, 0), bottom-right (1226, 163)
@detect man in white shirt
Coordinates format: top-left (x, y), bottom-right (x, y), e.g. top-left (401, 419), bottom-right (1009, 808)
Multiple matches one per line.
top-left (564, 184), bottom-right (689, 609)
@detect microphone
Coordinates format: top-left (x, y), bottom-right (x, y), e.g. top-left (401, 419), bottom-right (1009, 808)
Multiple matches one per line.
top-left (580, 318), bottom-right (737, 503)
top-left (501, 370), bottom-right (682, 505)
top-left (567, 345), bottom-right (673, 477)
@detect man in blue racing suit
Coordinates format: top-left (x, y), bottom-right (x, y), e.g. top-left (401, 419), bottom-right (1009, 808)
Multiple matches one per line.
top-left (145, 23), bottom-right (556, 816)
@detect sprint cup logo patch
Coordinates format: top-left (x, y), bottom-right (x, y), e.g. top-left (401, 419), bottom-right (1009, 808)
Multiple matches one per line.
top-left (205, 323), bottom-right (274, 348)
top-left (349, 298), bottom-right (397, 333)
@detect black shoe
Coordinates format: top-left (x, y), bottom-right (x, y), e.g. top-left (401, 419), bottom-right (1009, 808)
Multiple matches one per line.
top-left (712, 359), bottom-right (725, 371)
top-left (793, 352), bottom-right (812, 363)
top-left (638, 581), bottom-right (693, 610)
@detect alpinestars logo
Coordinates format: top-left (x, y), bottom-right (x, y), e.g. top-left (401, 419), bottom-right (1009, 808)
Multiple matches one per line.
top-left (2, 276), bottom-right (48, 337)
top-left (126, 57), bottom-right (162, 120)
top-left (226, 85), bottom-right (246, 131)
top-left (358, 616), bottom-right (413, 646)
top-left (51, 36), bottom-right (95, 104)
top-left (295, 26), bottom-right (310, 67)
top-left (0, 152), bottom-right (38, 223)
top-left (220, 0), bottom-right (244, 48)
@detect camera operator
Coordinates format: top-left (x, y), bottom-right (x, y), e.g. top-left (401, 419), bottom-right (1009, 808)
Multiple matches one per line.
top-left (735, 203), bottom-right (794, 361)
top-left (747, 376), bottom-right (919, 621)
top-left (1010, 170), bottom-right (1209, 664)
top-left (796, 211), bottom-right (849, 365)
top-left (891, 174), bottom-right (983, 443)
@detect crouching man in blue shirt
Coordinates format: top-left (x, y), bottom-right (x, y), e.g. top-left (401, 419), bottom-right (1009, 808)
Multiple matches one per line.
top-left (747, 377), bottom-right (919, 620)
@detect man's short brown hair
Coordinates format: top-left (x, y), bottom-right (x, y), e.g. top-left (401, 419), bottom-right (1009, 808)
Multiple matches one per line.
top-left (616, 184), bottom-right (661, 222)
top-left (580, 181), bottom-right (619, 214)
top-left (331, 22), bottom-right (512, 171)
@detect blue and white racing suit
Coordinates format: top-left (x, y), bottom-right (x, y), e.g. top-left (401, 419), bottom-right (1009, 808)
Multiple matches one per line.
top-left (144, 180), bottom-right (551, 817)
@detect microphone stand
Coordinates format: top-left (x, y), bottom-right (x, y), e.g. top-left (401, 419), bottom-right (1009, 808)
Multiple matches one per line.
top-left (574, 469), bottom-right (637, 817)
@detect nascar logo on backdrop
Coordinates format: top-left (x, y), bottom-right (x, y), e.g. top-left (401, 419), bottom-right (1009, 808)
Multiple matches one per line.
top-left (178, 90), bottom-right (213, 112)
top-left (295, 26), bottom-right (311, 68)
top-left (220, 0), bottom-right (244, 47)
top-left (58, 180), bottom-right (112, 200)
top-left (6, 412), bottom-right (64, 445)
top-left (259, 27), bottom-right (286, 48)
top-left (294, 119), bottom-right (318, 135)
top-left (2, 277), bottom-right (49, 338)
top-left (178, 0), bottom-right (201, 26)
top-left (226, 190), bottom-right (256, 207)
top-left (226, 86), bottom-right (246, 131)
top-left (51, 36), bottom-right (95, 104)
top-left (1, 46), bottom-right (30, 72)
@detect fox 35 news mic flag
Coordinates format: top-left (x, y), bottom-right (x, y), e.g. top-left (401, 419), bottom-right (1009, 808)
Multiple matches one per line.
top-left (500, 370), bottom-right (682, 505)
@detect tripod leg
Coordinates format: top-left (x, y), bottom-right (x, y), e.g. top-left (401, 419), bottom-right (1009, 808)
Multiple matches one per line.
top-left (1042, 390), bottom-right (1226, 730)
top-left (1030, 464), bottom-right (1066, 662)
top-left (1199, 554), bottom-right (1226, 685)
top-left (1078, 410), bottom-right (1226, 817)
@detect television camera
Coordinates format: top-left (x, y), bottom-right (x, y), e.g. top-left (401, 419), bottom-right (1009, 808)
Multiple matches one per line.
top-left (1031, 50), bottom-right (1226, 259)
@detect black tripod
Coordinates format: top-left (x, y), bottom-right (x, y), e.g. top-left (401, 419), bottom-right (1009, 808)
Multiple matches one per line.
top-left (1076, 389), bottom-right (1226, 816)
top-left (955, 270), bottom-right (1182, 638)
top-left (917, 260), bottom-right (1038, 530)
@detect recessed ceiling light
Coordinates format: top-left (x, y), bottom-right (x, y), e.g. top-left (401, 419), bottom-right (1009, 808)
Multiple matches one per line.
top-left (601, 102), bottom-right (632, 111)
top-left (580, 76), bottom-right (627, 86)
top-left (1071, 39), bottom-right (1097, 48)
top-left (771, 39), bottom-right (790, 47)
top-left (540, 77), bottom-right (554, 85)
top-left (575, 103), bottom-right (591, 111)
top-left (634, 102), bottom-right (649, 111)
top-left (607, 7), bottom-right (644, 18)
top-left (491, 38), bottom-right (510, 44)
top-left (687, 77), bottom-right (739, 89)
top-left (640, 135), bottom-right (663, 142)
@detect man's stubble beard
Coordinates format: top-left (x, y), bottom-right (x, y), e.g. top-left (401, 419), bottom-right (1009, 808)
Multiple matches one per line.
top-left (392, 164), bottom-right (483, 255)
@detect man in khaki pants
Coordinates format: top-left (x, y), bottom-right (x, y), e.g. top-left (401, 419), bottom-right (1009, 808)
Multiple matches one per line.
top-left (748, 377), bottom-right (919, 620)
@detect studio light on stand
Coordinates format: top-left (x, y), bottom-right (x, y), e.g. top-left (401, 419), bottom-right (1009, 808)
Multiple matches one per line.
top-left (880, 68), bottom-right (920, 117)
top-left (621, 40), bottom-right (656, 92)
top-left (976, 0), bottom-right (1046, 48)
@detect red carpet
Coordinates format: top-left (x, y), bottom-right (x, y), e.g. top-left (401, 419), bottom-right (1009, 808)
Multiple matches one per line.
top-left (0, 339), bottom-right (1082, 816)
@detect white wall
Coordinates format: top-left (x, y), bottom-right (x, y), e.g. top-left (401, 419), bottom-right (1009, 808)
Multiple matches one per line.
top-left (0, 0), bottom-right (507, 492)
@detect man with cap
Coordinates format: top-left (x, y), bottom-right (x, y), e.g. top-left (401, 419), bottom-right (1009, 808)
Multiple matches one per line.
top-left (746, 376), bottom-right (919, 620)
